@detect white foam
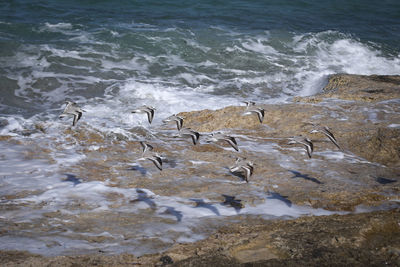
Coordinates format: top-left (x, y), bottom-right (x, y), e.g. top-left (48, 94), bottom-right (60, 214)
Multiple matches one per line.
top-left (282, 31), bottom-right (400, 96)
top-left (388, 124), bottom-right (400, 128)
top-left (189, 160), bottom-right (209, 165)
top-left (21, 181), bottom-right (144, 209)
top-left (1, 25), bottom-right (399, 257)
top-left (242, 38), bottom-right (278, 55)
top-left (0, 117), bottom-right (24, 135)
top-left (43, 22), bottom-right (72, 29)
top-left (115, 80), bottom-right (241, 120)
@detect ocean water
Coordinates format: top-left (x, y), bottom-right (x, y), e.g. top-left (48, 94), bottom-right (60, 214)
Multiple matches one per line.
top-left (0, 0), bottom-right (399, 256)
top-left (1, 0), bottom-right (400, 119)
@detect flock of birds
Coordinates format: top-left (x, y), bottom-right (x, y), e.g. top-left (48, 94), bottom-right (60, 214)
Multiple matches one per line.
top-left (59, 100), bottom-right (342, 182)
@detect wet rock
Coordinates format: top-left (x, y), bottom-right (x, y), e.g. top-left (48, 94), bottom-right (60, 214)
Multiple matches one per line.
top-left (0, 118), bottom-right (9, 127)
top-left (0, 135), bottom-right (12, 141)
top-left (349, 127), bottom-right (400, 167)
top-left (179, 107), bottom-right (399, 167)
top-left (0, 74), bottom-right (399, 266)
top-left (159, 255), bottom-right (173, 265)
top-left (295, 74), bottom-right (400, 102)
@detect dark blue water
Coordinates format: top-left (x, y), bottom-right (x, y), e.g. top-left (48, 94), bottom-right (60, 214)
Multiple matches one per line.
top-left (2, 0), bottom-right (399, 44)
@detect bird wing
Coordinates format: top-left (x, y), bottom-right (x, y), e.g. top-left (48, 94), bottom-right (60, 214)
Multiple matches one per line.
top-left (140, 142), bottom-right (153, 154)
top-left (148, 156), bottom-right (162, 171)
top-left (189, 131), bottom-right (200, 145)
top-left (229, 165), bottom-right (241, 173)
top-left (257, 109), bottom-right (265, 123)
top-left (225, 137), bottom-right (239, 151)
top-left (72, 114), bottom-right (78, 126)
top-left (242, 165), bottom-right (252, 182)
top-left (146, 109), bottom-right (155, 124)
top-left (322, 128), bottom-right (341, 150)
top-left (175, 117), bottom-right (183, 130)
top-left (304, 141), bottom-right (313, 158)
top-left (77, 111), bottom-right (82, 122)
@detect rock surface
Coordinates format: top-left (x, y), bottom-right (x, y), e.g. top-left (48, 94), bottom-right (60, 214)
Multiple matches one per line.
top-left (1, 209), bottom-right (399, 266)
top-left (295, 74), bottom-right (400, 102)
top-left (1, 74), bottom-right (399, 265)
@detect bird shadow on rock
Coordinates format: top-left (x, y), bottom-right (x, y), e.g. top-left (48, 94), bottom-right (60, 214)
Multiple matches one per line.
top-left (221, 194), bottom-right (244, 213)
top-left (162, 206), bottom-right (183, 222)
top-left (190, 198), bottom-right (220, 216)
top-left (127, 165), bottom-right (147, 176)
top-left (375, 176), bottom-right (397, 185)
top-left (130, 189), bottom-right (156, 209)
top-left (289, 170), bottom-right (323, 184)
top-left (230, 171), bottom-right (247, 182)
top-left (267, 192), bottom-right (292, 207)
top-left (62, 174), bottom-right (82, 186)
top-left (164, 158), bottom-right (177, 168)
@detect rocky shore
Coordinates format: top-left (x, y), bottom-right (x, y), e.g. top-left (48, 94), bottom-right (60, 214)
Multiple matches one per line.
top-left (1, 210), bottom-right (399, 266)
top-left (1, 74), bottom-right (399, 266)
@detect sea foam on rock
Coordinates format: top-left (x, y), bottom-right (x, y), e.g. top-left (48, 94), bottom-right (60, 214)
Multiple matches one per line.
top-left (179, 74), bottom-right (400, 167)
top-left (0, 74), bottom-right (399, 265)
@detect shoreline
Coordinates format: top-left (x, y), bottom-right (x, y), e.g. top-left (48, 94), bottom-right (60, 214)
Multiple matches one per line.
top-left (1, 73), bottom-right (399, 266)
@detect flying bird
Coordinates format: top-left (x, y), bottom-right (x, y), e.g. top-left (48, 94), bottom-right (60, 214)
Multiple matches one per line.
top-left (243, 101), bottom-right (256, 107)
top-left (179, 128), bottom-right (200, 145)
top-left (243, 107), bottom-right (265, 123)
top-left (138, 153), bottom-right (163, 171)
top-left (163, 114), bottom-right (184, 131)
top-left (139, 141), bottom-right (154, 155)
top-left (132, 105), bottom-right (156, 124)
top-left (59, 101), bottom-right (84, 126)
top-left (229, 157), bottom-right (254, 182)
top-left (288, 136), bottom-right (314, 158)
top-left (310, 125), bottom-right (341, 150)
top-left (206, 132), bottom-right (239, 151)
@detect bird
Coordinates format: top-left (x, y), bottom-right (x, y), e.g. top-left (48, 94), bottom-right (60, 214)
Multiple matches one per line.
top-left (139, 141), bottom-right (154, 155)
top-left (229, 157), bottom-right (254, 182)
top-left (163, 114), bottom-right (184, 131)
top-left (206, 132), bottom-right (239, 151)
top-left (131, 105), bottom-right (156, 124)
top-left (288, 136), bottom-right (314, 158)
top-left (139, 153), bottom-right (163, 171)
top-left (243, 107), bottom-right (265, 123)
top-left (59, 101), bottom-right (84, 126)
top-left (310, 125), bottom-right (341, 150)
top-left (179, 128), bottom-right (200, 145)
top-left (243, 101), bottom-right (256, 107)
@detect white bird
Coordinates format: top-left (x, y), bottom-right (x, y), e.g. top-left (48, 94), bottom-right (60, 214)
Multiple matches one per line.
top-left (59, 101), bottom-right (84, 126)
top-left (179, 128), bottom-right (200, 145)
top-left (132, 105), bottom-right (156, 124)
top-left (229, 157), bottom-right (254, 183)
top-left (163, 114), bottom-right (184, 131)
top-left (310, 125), bottom-right (341, 150)
top-left (139, 141), bottom-right (154, 155)
top-left (139, 153), bottom-right (163, 171)
top-left (206, 132), bottom-right (239, 151)
top-left (243, 107), bottom-right (265, 123)
top-left (288, 136), bottom-right (314, 158)
top-left (243, 101), bottom-right (256, 107)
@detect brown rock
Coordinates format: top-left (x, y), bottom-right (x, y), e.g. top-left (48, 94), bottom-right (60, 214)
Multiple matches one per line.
top-left (296, 74), bottom-right (400, 102)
